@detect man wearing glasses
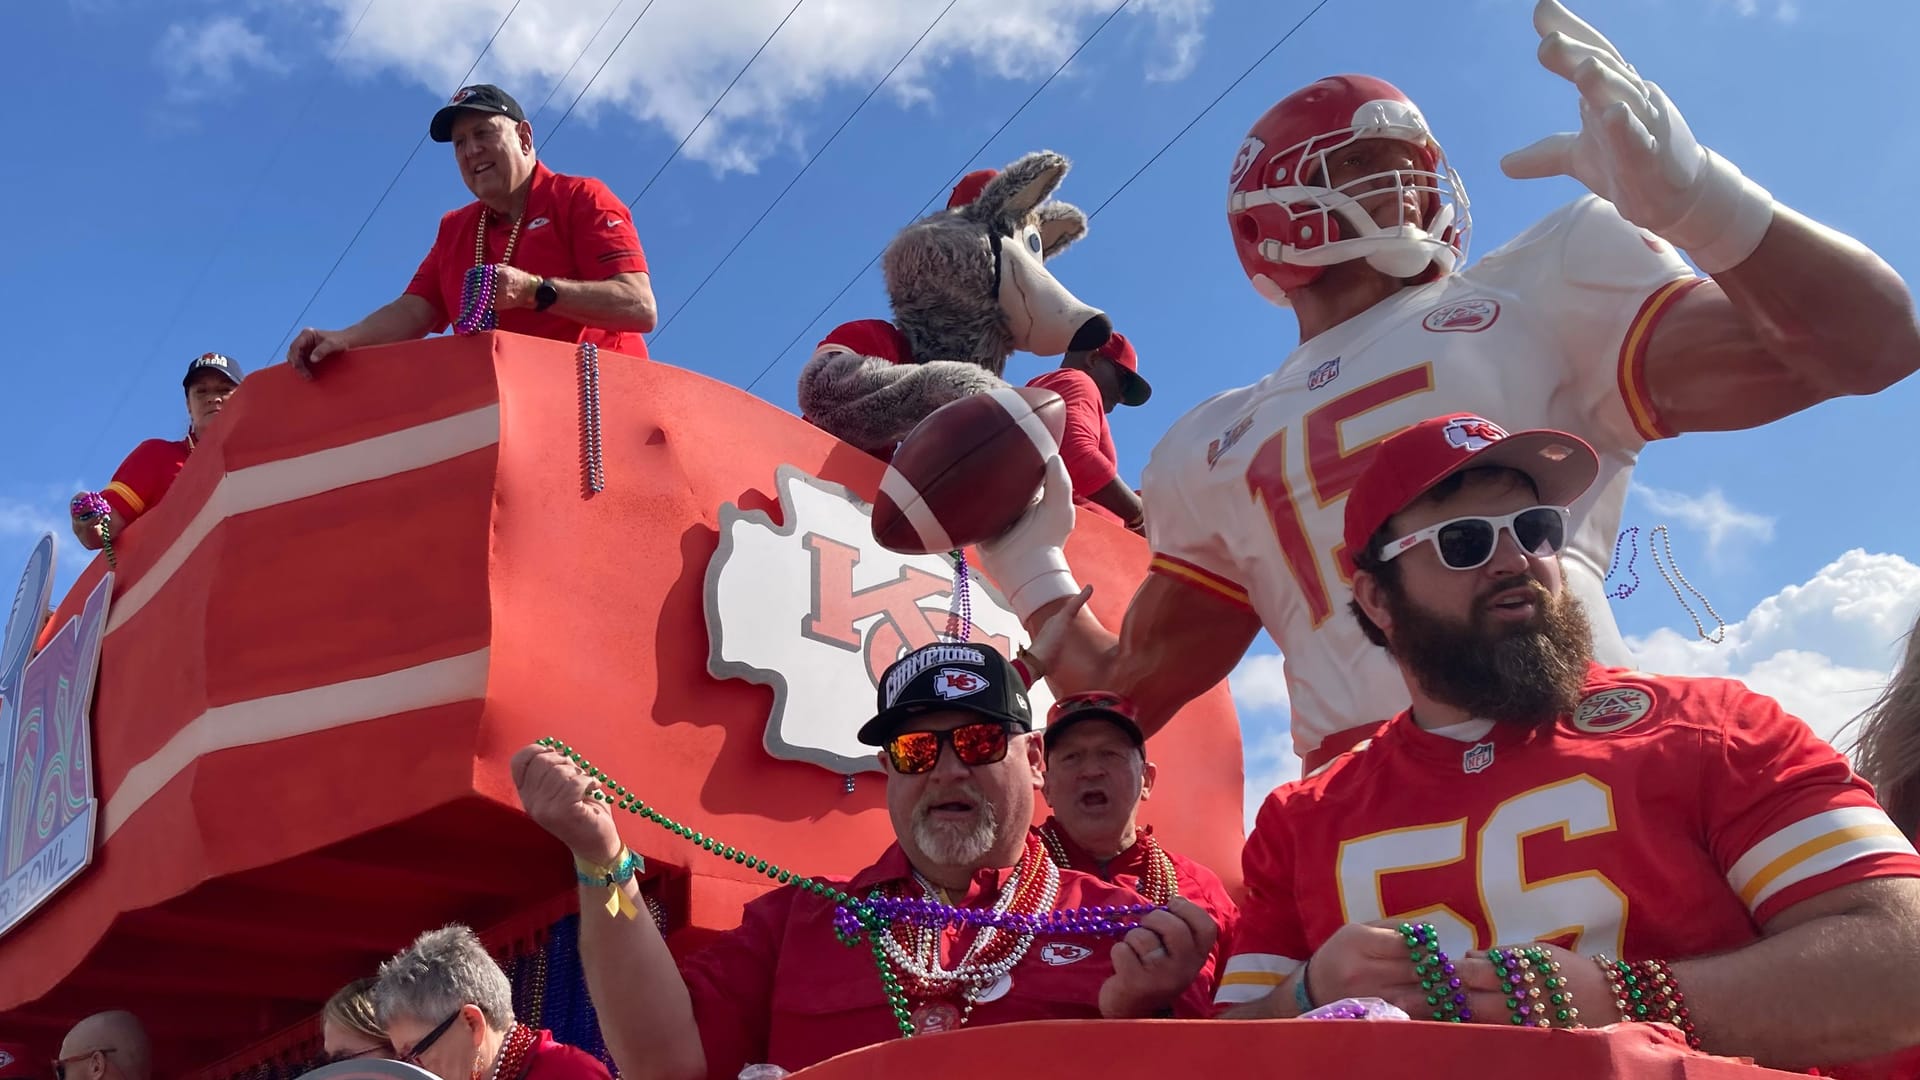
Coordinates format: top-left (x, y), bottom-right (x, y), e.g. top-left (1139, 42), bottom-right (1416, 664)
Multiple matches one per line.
top-left (52, 1011), bottom-right (148, 1080)
top-left (511, 642), bottom-right (1217, 1080)
top-left (1212, 414), bottom-right (1920, 1074)
top-left (1037, 692), bottom-right (1239, 994)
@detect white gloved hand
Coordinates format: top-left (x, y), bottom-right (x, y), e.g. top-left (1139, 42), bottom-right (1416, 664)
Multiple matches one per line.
top-left (976, 455), bottom-right (1080, 622)
top-left (1500, 0), bottom-right (1773, 273)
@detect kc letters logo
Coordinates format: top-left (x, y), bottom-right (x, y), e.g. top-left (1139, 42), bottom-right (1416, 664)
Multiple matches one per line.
top-left (706, 466), bottom-right (1051, 774)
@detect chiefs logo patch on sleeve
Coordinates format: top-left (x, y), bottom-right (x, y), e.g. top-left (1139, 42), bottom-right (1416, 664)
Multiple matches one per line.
top-left (1571, 687), bottom-right (1655, 734)
top-left (1422, 298), bottom-right (1500, 333)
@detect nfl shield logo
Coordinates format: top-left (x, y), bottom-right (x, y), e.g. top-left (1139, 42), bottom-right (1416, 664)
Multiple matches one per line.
top-left (1307, 357), bottom-right (1341, 391)
top-left (1462, 741), bottom-right (1495, 774)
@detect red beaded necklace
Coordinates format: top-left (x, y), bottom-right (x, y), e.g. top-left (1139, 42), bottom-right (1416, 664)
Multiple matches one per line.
top-left (483, 1023), bottom-right (538, 1080)
top-left (1038, 822), bottom-right (1179, 907)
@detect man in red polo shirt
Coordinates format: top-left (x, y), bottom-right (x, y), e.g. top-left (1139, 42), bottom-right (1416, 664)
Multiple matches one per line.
top-left (512, 642), bottom-right (1217, 1080)
top-left (1026, 332), bottom-right (1150, 532)
top-left (73, 352), bottom-right (241, 552)
top-left (1037, 690), bottom-right (1239, 993)
top-left (288, 84), bottom-right (657, 376)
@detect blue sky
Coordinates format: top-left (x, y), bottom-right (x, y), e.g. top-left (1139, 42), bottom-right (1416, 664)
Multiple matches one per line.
top-left (6, 0), bottom-right (1918, 810)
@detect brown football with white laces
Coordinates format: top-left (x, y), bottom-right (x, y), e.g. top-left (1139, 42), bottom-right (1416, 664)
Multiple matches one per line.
top-left (871, 386), bottom-right (1067, 555)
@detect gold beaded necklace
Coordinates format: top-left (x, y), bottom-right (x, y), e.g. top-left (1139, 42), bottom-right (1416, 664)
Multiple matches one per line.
top-left (474, 205), bottom-right (525, 270)
top-left (1039, 823), bottom-right (1179, 907)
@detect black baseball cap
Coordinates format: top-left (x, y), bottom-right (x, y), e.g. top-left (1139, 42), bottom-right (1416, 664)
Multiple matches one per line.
top-left (183, 352), bottom-right (243, 389)
top-left (858, 642), bottom-right (1034, 746)
top-left (430, 84), bottom-right (527, 143)
top-left (1042, 692), bottom-right (1146, 754)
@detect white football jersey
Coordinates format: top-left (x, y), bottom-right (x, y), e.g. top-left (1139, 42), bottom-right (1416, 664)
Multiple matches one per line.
top-left (1144, 195), bottom-right (1698, 762)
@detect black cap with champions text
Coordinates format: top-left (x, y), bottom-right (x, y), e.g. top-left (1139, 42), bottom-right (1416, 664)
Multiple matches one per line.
top-left (430, 84), bottom-right (527, 143)
top-left (857, 642), bottom-right (1034, 746)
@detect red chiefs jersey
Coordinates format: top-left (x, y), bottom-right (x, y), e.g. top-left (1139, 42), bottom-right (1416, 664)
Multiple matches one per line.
top-left (101, 437), bottom-right (192, 522)
top-left (1215, 665), bottom-right (1920, 1009)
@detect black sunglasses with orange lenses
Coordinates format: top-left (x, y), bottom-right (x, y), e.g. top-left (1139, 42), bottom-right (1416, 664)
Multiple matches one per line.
top-left (885, 721), bottom-right (1015, 774)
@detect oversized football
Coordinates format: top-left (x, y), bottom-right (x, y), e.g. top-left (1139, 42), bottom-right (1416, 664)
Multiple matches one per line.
top-left (872, 387), bottom-right (1067, 555)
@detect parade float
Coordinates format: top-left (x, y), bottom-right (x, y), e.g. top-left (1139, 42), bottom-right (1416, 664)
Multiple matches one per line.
top-left (0, 334), bottom-right (1799, 1078)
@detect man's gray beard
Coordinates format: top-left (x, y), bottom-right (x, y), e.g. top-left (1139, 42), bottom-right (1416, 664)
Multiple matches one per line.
top-left (912, 799), bottom-right (1001, 866)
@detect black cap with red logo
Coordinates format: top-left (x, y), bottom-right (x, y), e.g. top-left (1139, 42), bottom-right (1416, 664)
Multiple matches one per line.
top-left (858, 642), bottom-right (1034, 746)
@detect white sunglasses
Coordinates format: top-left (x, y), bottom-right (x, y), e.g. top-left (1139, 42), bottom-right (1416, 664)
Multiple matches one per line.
top-left (1377, 505), bottom-right (1571, 571)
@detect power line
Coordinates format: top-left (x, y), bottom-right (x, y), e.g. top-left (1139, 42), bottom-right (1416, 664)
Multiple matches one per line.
top-left (623, 0), bottom-right (808, 210)
top-left (265, 0), bottom-right (529, 364)
top-left (539, 0), bottom-right (662, 152)
top-left (527, 0), bottom-right (626, 128)
top-left (742, 0), bottom-right (1133, 394)
top-left (1086, 0), bottom-right (1334, 221)
top-left (84, 0), bottom-right (382, 465)
top-left (649, 0), bottom-right (962, 345)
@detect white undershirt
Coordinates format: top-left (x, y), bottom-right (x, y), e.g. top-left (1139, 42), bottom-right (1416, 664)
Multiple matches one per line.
top-left (1424, 718), bottom-right (1495, 742)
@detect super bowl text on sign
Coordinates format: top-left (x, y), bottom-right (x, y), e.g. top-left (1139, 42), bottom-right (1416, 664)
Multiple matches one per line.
top-left (706, 466), bottom-right (1052, 774)
top-left (0, 540), bottom-right (109, 938)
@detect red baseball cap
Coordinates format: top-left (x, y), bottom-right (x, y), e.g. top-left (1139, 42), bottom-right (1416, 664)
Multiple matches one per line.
top-left (948, 169), bottom-right (999, 209)
top-left (0, 1041), bottom-right (36, 1079)
top-left (1043, 691), bottom-right (1145, 753)
top-left (1341, 414), bottom-right (1598, 574)
top-left (1095, 332), bottom-right (1151, 406)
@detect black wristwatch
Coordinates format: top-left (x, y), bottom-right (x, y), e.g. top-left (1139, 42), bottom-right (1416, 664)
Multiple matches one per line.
top-left (534, 278), bottom-right (559, 312)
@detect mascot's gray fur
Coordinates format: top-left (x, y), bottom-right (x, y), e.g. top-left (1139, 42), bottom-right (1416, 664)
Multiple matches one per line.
top-left (797, 150), bottom-right (1113, 457)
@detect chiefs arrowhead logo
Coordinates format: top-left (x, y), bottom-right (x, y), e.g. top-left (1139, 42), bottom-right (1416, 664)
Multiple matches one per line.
top-left (933, 668), bottom-right (987, 700)
top-left (706, 467), bottom-right (1052, 775)
top-left (1422, 298), bottom-right (1500, 333)
top-left (1228, 136), bottom-right (1266, 190)
top-left (1442, 416), bottom-right (1508, 452)
top-left (1042, 942), bottom-right (1092, 966)
top-left (449, 86), bottom-right (479, 105)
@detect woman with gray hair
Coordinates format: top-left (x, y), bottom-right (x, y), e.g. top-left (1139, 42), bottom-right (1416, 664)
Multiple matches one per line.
top-left (373, 925), bottom-right (609, 1080)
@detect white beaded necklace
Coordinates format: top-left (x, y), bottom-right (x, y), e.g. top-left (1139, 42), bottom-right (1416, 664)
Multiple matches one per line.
top-left (875, 856), bottom-right (1061, 1000)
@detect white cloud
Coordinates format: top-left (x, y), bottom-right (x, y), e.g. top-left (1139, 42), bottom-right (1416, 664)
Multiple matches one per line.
top-left (1718, 0), bottom-right (1798, 22)
top-left (1629, 483), bottom-right (1775, 556)
top-left (1231, 650), bottom-right (1299, 829)
top-left (156, 15), bottom-right (287, 105)
top-left (299, 0), bottom-right (1209, 173)
top-left (1627, 549), bottom-right (1920, 749)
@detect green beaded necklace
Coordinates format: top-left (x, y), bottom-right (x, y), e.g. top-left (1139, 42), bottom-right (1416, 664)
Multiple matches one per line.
top-left (540, 738), bottom-right (922, 1037)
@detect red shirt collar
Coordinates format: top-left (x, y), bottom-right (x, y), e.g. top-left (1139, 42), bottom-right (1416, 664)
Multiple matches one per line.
top-left (1040, 816), bottom-right (1151, 875)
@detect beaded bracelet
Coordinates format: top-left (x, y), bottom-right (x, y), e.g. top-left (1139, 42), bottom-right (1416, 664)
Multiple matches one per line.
top-left (1595, 955), bottom-right (1700, 1049)
top-left (1491, 946), bottom-right (1578, 1028)
top-left (1292, 957), bottom-right (1316, 1016)
top-left (575, 846), bottom-right (644, 920)
top-left (1399, 922), bottom-right (1469, 1022)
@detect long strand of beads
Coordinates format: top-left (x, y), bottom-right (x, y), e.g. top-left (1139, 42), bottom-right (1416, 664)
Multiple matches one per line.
top-left (1604, 525), bottom-right (1641, 600)
top-left (1649, 525), bottom-right (1726, 644)
top-left (944, 550), bottom-right (973, 643)
top-left (71, 492), bottom-right (116, 569)
top-left (539, 737), bottom-right (1166, 1040)
top-left (1399, 922), bottom-right (1469, 1022)
top-left (578, 343), bottom-right (604, 493)
top-left (455, 264), bottom-right (501, 334)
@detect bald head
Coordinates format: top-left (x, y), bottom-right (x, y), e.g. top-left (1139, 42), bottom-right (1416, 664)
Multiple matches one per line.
top-left (58, 1011), bottom-right (149, 1080)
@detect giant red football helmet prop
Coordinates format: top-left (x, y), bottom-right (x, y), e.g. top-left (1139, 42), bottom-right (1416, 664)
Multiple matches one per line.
top-left (1227, 74), bottom-right (1471, 307)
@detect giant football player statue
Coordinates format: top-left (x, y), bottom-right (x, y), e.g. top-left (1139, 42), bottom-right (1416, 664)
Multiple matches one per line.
top-left (983, 0), bottom-right (1920, 773)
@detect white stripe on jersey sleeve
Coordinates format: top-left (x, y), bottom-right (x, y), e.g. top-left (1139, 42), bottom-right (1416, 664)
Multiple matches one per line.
top-left (1726, 805), bottom-right (1916, 912)
top-left (1212, 952), bottom-right (1303, 1004)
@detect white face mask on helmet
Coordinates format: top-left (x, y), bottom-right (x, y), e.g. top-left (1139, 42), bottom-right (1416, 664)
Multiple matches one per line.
top-left (1227, 75), bottom-right (1472, 307)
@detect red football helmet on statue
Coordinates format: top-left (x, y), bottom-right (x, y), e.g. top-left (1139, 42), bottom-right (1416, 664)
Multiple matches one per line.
top-left (1227, 74), bottom-right (1471, 307)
